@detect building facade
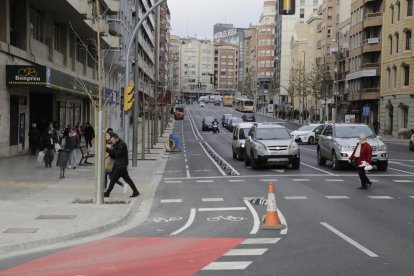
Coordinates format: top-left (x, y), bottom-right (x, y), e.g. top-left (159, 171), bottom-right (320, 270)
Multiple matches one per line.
top-left (214, 42), bottom-right (239, 95)
top-left (380, 0), bottom-right (414, 135)
top-left (243, 26), bottom-right (258, 99)
top-left (167, 35), bottom-right (181, 100)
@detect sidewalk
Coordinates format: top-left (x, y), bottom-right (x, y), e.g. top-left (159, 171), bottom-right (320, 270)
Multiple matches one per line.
top-left (0, 120), bottom-right (174, 259)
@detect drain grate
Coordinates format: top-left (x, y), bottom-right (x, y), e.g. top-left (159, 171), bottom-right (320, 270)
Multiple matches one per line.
top-left (36, 215), bottom-right (77, 220)
top-left (3, 228), bottom-right (39, 233)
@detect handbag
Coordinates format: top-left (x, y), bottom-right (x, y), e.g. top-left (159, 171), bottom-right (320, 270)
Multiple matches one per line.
top-left (54, 143), bottom-right (61, 152)
top-left (104, 155), bottom-right (115, 172)
top-left (37, 151), bottom-right (45, 163)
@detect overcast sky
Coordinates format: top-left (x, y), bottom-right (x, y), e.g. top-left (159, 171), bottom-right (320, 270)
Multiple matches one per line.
top-left (167, 0), bottom-right (264, 39)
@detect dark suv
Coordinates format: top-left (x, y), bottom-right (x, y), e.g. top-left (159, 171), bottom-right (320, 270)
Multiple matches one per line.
top-left (242, 114), bottom-right (256, 122)
top-left (202, 117), bottom-right (216, 131)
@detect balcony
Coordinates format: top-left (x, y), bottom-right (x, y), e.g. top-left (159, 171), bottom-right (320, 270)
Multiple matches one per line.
top-left (67, 0), bottom-right (92, 18)
top-left (346, 68), bottom-right (380, 80)
top-left (317, 22), bottom-right (323, 33)
top-left (363, 13), bottom-right (383, 28)
top-left (102, 0), bottom-right (120, 13)
top-left (361, 63), bottom-right (381, 69)
top-left (348, 88), bottom-right (380, 101)
top-left (362, 38), bottom-right (381, 52)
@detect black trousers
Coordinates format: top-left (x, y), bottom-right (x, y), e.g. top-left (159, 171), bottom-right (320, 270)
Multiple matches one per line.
top-left (44, 149), bottom-right (55, 167)
top-left (357, 167), bottom-right (371, 187)
top-left (85, 139), bottom-right (92, 148)
top-left (105, 167), bottom-right (138, 195)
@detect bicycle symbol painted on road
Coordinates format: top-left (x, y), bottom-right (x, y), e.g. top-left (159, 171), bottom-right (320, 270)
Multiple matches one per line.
top-left (146, 217), bottom-right (183, 223)
top-left (206, 216), bottom-right (246, 222)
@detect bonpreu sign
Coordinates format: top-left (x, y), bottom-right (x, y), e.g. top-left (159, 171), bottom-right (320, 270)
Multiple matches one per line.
top-left (6, 65), bottom-right (49, 86)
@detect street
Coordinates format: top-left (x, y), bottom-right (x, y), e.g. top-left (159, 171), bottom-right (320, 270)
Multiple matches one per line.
top-left (1, 104), bottom-right (414, 275)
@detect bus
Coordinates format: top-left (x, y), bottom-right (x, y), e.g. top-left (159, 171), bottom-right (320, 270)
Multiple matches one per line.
top-left (235, 98), bottom-right (254, 113)
top-left (223, 95), bottom-right (234, 107)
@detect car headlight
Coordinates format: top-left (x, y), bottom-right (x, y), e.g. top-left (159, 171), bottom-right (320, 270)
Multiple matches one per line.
top-left (256, 144), bottom-right (265, 151)
top-left (241, 143), bottom-right (245, 148)
top-left (338, 144), bottom-right (352, 152)
top-left (288, 142), bottom-right (298, 151)
top-left (377, 144), bottom-right (387, 151)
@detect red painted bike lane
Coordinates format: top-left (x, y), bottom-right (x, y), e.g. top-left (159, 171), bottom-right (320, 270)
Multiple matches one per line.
top-left (0, 237), bottom-right (245, 276)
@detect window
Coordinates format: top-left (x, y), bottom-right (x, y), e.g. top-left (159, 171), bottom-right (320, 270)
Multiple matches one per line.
top-left (389, 36), bottom-right (393, 54)
top-left (393, 67), bottom-right (397, 87)
top-left (29, 8), bottom-right (44, 42)
top-left (300, 9), bottom-right (305, 18)
top-left (397, 2), bottom-right (400, 20)
top-left (327, 27), bottom-right (332, 37)
top-left (408, 0), bottom-right (413, 16)
top-left (314, 0), bottom-right (318, 5)
top-left (328, 7), bottom-right (333, 18)
top-left (54, 24), bottom-right (61, 51)
top-left (406, 30), bottom-right (412, 50)
top-left (390, 6), bottom-right (394, 23)
top-left (395, 33), bottom-right (399, 53)
top-left (387, 68), bottom-right (391, 88)
top-left (403, 65), bottom-right (410, 86)
top-left (301, 0), bottom-right (305, 5)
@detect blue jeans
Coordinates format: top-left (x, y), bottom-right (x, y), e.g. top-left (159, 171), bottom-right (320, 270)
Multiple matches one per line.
top-left (69, 149), bottom-right (77, 166)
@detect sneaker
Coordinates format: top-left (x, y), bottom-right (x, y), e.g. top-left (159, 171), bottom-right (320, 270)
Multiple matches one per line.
top-left (73, 165), bottom-right (77, 170)
top-left (68, 165), bottom-right (72, 169)
top-left (130, 192), bottom-right (140, 198)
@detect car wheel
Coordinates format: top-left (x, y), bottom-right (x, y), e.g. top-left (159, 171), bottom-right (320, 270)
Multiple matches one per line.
top-left (317, 147), bottom-right (326, 166)
top-left (377, 161), bottom-right (388, 171)
top-left (291, 158), bottom-right (300, 169)
top-left (237, 151), bottom-right (245, 161)
top-left (410, 141), bottom-right (414, 151)
top-left (232, 148), bottom-right (237, 159)
top-left (250, 152), bottom-right (260, 170)
top-left (244, 153), bottom-right (251, 166)
top-left (308, 136), bottom-right (315, 145)
top-left (331, 151), bottom-right (341, 170)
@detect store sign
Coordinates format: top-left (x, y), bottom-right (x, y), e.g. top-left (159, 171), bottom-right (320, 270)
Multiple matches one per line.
top-left (6, 65), bottom-right (49, 86)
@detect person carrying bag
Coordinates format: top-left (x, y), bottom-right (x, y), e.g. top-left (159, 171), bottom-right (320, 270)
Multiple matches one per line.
top-left (349, 133), bottom-right (373, 189)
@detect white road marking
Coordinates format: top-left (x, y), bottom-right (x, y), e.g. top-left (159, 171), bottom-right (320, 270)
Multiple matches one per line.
top-left (389, 159), bottom-right (414, 162)
top-left (389, 161), bottom-right (414, 168)
top-left (202, 198), bottom-right (224, 202)
top-left (300, 147), bottom-right (316, 152)
top-left (321, 222), bottom-right (379, 257)
top-left (272, 169), bottom-right (285, 173)
top-left (198, 141), bottom-right (227, 176)
top-left (388, 167), bottom-right (414, 175)
top-left (166, 171), bottom-right (183, 174)
top-left (326, 196), bottom-right (350, 199)
top-left (198, 207), bottom-right (247, 212)
top-left (410, 196), bottom-right (414, 199)
top-left (224, 248), bottom-right (268, 256)
top-left (186, 170), bottom-right (190, 179)
top-left (278, 208), bottom-right (288, 235)
top-left (164, 180), bottom-right (182, 183)
top-left (392, 180), bottom-right (413, 183)
top-left (193, 169), bottom-right (212, 172)
top-left (260, 179), bottom-right (278, 182)
top-left (368, 196), bottom-right (393, 199)
top-left (184, 159), bottom-right (188, 162)
top-left (370, 179), bottom-right (379, 182)
top-left (170, 208), bottom-right (196, 236)
top-left (284, 196), bottom-right (307, 199)
top-left (187, 110), bottom-right (199, 141)
top-left (228, 179), bottom-right (245, 182)
top-left (202, 261), bottom-right (252, 270)
top-left (325, 179), bottom-right (344, 182)
top-left (160, 199), bottom-right (182, 203)
top-left (243, 199), bottom-right (260, 235)
top-left (301, 162), bottom-right (337, 176)
top-left (185, 165), bottom-right (189, 169)
top-left (197, 180), bottom-right (214, 183)
top-left (242, 238), bottom-right (281, 244)
top-left (292, 179), bottom-right (310, 182)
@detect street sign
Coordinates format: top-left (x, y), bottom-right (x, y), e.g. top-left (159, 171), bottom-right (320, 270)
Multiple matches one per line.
top-left (363, 106), bottom-right (370, 117)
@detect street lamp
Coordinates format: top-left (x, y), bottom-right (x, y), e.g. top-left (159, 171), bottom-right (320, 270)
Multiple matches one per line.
top-left (300, 50), bottom-right (306, 124)
top-left (332, 35), bottom-right (340, 123)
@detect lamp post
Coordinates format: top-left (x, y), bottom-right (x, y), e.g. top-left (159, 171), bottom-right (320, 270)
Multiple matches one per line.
top-left (300, 51), bottom-right (306, 124)
top-left (332, 33), bottom-right (340, 123)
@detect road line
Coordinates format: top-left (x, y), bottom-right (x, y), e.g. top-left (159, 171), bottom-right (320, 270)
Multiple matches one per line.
top-left (321, 222), bottom-right (379, 257)
top-left (368, 196), bottom-right (393, 199)
top-left (164, 180), bottom-right (182, 183)
top-left (284, 196), bottom-right (307, 199)
top-left (185, 165), bottom-right (189, 169)
top-left (202, 198), bottom-right (224, 202)
top-left (224, 248), bottom-right (268, 256)
top-left (325, 179), bottom-right (344, 182)
top-left (292, 179), bottom-right (310, 182)
top-left (244, 199), bottom-right (260, 235)
top-left (160, 199), bottom-right (182, 203)
top-left (326, 196), bottom-right (350, 199)
top-left (370, 179), bottom-right (379, 182)
top-left (184, 158), bottom-right (188, 162)
top-left (389, 161), bottom-right (414, 168)
top-left (202, 261), bottom-right (252, 270)
top-left (410, 196), bottom-right (414, 199)
top-left (198, 141), bottom-right (227, 176)
top-left (228, 179), bottom-right (245, 182)
top-left (260, 179), bottom-right (278, 182)
top-left (388, 167), bottom-right (414, 175)
top-left (170, 208), bottom-right (196, 236)
top-left (278, 208), bottom-right (288, 235)
top-left (186, 109), bottom-right (199, 141)
top-left (198, 207), bottom-right (247, 212)
top-left (301, 162), bottom-right (337, 176)
top-left (242, 238), bottom-right (281, 244)
top-left (197, 180), bottom-right (214, 183)
top-left (392, 180), bottom-right (413, 183)
top-left (186, 170), bottom-right (190, 179)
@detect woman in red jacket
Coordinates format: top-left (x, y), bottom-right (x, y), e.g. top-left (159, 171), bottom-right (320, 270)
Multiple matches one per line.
top-left (349, 134), bottom-right (373, 189)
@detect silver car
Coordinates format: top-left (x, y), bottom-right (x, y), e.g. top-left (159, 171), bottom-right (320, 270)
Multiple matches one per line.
top-left (245, 123), bottom-right (300, 169)
top-left (317, 123), bottom-right (388, 171)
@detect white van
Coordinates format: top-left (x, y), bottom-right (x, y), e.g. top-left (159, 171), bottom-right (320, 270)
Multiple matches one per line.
top-left (231, 122), bottom-right (254, 160)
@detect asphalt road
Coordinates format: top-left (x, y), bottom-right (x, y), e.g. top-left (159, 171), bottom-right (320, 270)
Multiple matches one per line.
top-left (1, 103), bottom-right (414, 275)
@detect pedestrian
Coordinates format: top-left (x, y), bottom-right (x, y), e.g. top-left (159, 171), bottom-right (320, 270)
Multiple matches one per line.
top-left (65, 127), bottom-right (80, 170)
top-left (83, 122), bottom-right (95, 149)
top-left (28, 123), bottom-right (40, 155)
top-left (349, 133), bottom-right (373, 189)
top-left (104, 130), bottom-right (126, 192)
top-left (373, 120), bottom-right (380, 135)
top-left (62, 124), bottom-right (71, 143)
top-left (40, 129), bottom-right (57, 168)
top-left (104, 132), bottom-right (140, 198)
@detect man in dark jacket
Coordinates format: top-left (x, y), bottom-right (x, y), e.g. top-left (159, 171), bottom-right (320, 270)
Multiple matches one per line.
top-left (29, 123), bottom-right (40, 155)
top-left (104, 133), bottom-right (139, 198)
top-left (83, 122), bottom-right (95, 149)
top-left (40, 130), bottom-right (56, 168)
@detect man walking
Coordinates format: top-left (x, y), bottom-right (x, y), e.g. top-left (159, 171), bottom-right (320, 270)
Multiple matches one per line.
top-left (104, 132), bottom-right (140, 198)
top-left (28, 123), bottom-right (40, 155)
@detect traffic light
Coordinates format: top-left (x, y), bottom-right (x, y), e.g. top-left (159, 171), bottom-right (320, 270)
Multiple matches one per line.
top-left (279, 0), bottom-right (295, 15)
top-left (123, 80), bottom-right (134, 111)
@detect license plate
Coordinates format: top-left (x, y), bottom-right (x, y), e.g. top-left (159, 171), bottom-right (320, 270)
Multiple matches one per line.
top-left (271, 151), bottom-right (287, 155)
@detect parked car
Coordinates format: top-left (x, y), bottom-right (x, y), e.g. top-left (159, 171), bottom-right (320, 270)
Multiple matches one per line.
top-left (290, 124), bottom-right (324, 144)
top-left (202, 116), bottom-right (216, 131)
top-left (242, 114), bottom-right (256, 122)
top-left (410, 129), bottom-right (414, 151)
top-left (232, 122), bottom-right (254, 160)
top-left (221, 114), bottom-right (233, 127)
top-left (244, 123), bottom-right (300, 169)
top-left (199, 102), bottom-right (206, 108)
top-left (227, 118), bottom-right (244, 131)
top-left (317, 123), bottom-right (388, 171)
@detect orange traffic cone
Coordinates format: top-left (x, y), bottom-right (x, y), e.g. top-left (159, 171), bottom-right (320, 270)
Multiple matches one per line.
top-left (260, 182), bottom-right (286, 230)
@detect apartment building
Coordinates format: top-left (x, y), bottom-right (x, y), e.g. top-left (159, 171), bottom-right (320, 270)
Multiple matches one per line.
top-left (243, 26), bottom-right (258, 98)
top-left (214, 42), bottom-right (239, 95)
top-left (168, 35), bottom-right (180, 101)
top-left (380, 0), bottom-right (414, 135)
top-left (158, 3), bottom-right (171, 101)
top-left (179, 38), bottom-right (214, 101)
top-left (346, 0), bottom-right (384, 125)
